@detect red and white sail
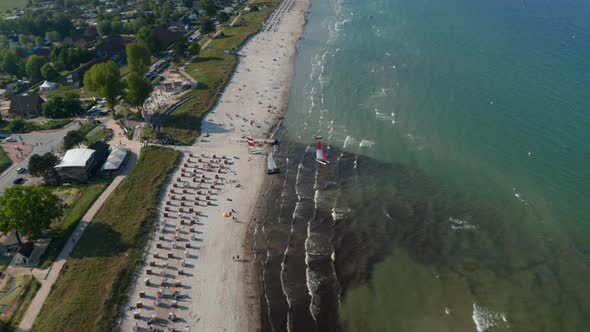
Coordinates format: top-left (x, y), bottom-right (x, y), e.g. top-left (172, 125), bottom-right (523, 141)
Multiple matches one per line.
top-left (247, 137), bottom-right (255, 148)
top-left (316, 142), bottom-right (328, 164)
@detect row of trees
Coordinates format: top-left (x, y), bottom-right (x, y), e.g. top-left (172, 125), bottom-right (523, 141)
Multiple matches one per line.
top-left (49, 45), bottom-right (94, 71)
top-left (43, 94), bottom-right (82, 118)
top-left (83, 42), bottom-right (153, 114)
top-left (0, 12), bottom-right (73, 38)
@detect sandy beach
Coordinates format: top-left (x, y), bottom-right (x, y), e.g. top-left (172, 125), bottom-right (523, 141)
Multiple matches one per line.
top-left (120, 0), bottom-right (310, 331)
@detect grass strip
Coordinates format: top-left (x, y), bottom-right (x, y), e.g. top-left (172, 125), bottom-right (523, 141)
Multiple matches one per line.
top-left (0, 148), bottom-right (10, 174)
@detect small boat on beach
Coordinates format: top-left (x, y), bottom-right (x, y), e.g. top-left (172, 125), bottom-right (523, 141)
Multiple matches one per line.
top-left (316, 142), bottom-right (329, 165)
top-left (267, 152), bottom-right (280, 174)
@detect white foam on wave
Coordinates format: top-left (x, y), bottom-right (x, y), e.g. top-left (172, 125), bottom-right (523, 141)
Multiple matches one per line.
top-left (472, 303), bottom-right (509, 332)
top-left (449, 217), bottom-right (477, 231)
top-left (343, 135), bottom-right (357, 148)
top-left (374, 108), bottom-right (397, 125)
top-left (359, 139), bottom-right (375, 148)
top-left (331, 207), bottom-right (352, 221)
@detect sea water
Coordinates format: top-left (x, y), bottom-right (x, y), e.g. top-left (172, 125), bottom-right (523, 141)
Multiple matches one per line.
top-left (255, 0), bottom-right (590, 331)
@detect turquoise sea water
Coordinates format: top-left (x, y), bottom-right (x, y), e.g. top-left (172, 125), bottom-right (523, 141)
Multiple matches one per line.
top-left (257, 0), bottom-right (590, 330)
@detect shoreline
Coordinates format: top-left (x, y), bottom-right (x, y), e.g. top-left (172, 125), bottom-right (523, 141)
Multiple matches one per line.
top-left (120, 0), bottom-right (311, 330)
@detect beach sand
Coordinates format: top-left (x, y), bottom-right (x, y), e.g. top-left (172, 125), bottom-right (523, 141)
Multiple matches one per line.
top-left (120, 0), bottom-right (310, 331)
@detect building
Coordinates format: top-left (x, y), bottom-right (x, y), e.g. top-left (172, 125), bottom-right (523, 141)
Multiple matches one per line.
top-left (9, 94), bottom-right (45, 118)
top-left (54, 148), bottom-right (97, 181)
top-left (88, 141), bottom-right (110, 166)
top-left (13, 242), bottom-right (34, 265)
top-left (62, 36), bottom-right (90, 48)
top-left (95, 35), bottom-right (134, 63)
top-left (61, 59), bottom-right (99, 87)
top-left (154, 28), bottom-right (184, 49)
top-left (102, 144), bottom-right (128, 173)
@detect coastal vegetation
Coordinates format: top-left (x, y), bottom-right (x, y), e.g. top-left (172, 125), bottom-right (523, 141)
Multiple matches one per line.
top-left (33, 146), bottom-right (181, 332)
top-left (38, 180), bottom-right (110, 269)
top-left (163, 0), bottom-right (280, 144)
top-left (0, 148), bottom-right (10, 174)
top-left (0, 275), bottom-right (41, 332)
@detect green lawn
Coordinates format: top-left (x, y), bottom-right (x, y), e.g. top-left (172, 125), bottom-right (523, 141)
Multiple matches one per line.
top-left (85, 128), bottom-right (113, 144)
top-left (0, 275), bottom-right (41, 332)
top-left (34, 147), bottom-right (181, 332)
top-left (0, 119), bottom-right (71, 133)
top-left (163, 0), bottom-right (280, 144)
top-left (0, 148), bottom-right (10, 175)
top-left (0, 0), bottom-right (27, 12)
top-left (46, 85), bottom-right (80, 99)
top-left (38, 180), bottom-right (111, 270)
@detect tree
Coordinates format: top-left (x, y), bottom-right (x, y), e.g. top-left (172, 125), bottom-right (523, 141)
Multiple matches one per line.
top-left (0, 186), bottom-right (63, 244)
top-left (217, 12), bottom-right (230, 24)
top-left (124, 72), bottom-right (153, 114)
top-left (250, 4), bottom-right (260, 12)
top-left (126, 43), bottom-right (151, 75)
top-left (45, 31), bottom-right (61, 42)
top-left (188, 42), bottom-right (201, 57)
top-left (172, 37), bottom-right (187, 61)
top-left (83, 61), bottom-right (123, 111)
top-left (96, 20), bottom-right (112, 36)
top-left (63, 129), bottom-right (85, 150)
top-left (7, 117), bottom-right (30, 133)
top-left (43, 94), bottom-right (81, 118)
top-left (28, 152), bottom-right (59, 183)
top-left (200, 0), bottom-right (217, 17)
top-left (25, 55), bottom-right (48, 81)
top-left (0, 49), bottom-right (19, 76)
top-left (41, 63), bottom-right (58, 80)
top-left (200, 17), bottom-right (216, 35)
top-left (136, 26), bottom-right (162, 54)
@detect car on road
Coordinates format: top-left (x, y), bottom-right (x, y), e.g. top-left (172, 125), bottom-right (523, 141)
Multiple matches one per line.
top-left (4, 137), bottom-right (16, 142)
top-left (13, 177), bottom-right (25, 185)
top-left (16, 167), bottom-right (27, 174)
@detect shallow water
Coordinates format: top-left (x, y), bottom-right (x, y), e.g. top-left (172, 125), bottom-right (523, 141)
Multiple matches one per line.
top-left (255, 0), bottom-right (590, 330)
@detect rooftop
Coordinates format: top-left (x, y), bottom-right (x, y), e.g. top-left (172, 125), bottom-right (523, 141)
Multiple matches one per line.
top-left (55, 149), bottom-right (96, 168)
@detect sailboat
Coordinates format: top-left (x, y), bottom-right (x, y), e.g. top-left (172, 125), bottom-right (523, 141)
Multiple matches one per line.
top-left (267, 152), bottom-right (280, 174)
top-left (316, 141), bottom-right (329, 165)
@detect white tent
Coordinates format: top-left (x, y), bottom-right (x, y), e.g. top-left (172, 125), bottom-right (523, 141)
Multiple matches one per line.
top-left (102, 145), bottom-right (128, 171)
top-left (39, 80), bottom-right (57, 92)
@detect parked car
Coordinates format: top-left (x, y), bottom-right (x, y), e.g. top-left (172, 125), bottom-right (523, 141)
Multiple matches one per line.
top-left (13, 177), bottom-right (25, 185)
top-left (4, 137), bottom-right (16, 142)
top-left (16, 167), bottom-right (26, 174)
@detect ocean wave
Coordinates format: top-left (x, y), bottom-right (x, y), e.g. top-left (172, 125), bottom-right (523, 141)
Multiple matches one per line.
top-left (331, 207), bottom-right (353, 221)
top-left (343, 135), bottom-right (357, 148)
top-left (449, 217), bottom-right (477, 231)
top-left (359, 139), bottom-right (375, 148)
top-left (472, 303), bottom-right (509, 332)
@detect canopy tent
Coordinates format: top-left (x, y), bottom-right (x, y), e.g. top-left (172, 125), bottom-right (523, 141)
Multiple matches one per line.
top-left (39, 80), bottom-right (57, 92)
top-left (102, 145), bottom-right (128, 171)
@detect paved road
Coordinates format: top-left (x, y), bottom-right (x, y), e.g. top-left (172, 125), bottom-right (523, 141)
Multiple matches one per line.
top-left (0, 122), bottom-right (81, 194)
top-left (17, 150), bottom-right (139, 332)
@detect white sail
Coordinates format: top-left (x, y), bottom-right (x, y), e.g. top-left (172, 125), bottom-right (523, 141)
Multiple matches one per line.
top-left (268, 152), bottom-right (278, 171)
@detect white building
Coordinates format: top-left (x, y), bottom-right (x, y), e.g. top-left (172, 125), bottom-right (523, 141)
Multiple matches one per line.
top-left (55, 148), bottom-right (97, 181)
